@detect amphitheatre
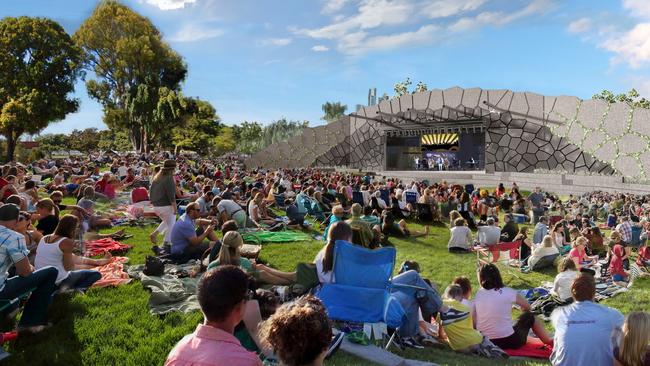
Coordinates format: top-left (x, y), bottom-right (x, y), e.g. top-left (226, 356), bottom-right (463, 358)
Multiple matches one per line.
top-left (1, 1), bottom-right (650, 366)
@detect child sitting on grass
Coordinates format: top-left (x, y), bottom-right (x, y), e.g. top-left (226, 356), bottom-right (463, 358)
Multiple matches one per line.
top-left (438, 285), bottom-right (507, 358)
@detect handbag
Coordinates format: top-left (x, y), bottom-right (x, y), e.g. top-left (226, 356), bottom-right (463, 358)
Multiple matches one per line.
top-left (143, 255), bottom-right (165, 276)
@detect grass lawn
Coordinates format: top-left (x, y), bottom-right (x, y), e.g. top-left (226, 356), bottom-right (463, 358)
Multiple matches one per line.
top-left (3, 202), bottom-right (649, 366)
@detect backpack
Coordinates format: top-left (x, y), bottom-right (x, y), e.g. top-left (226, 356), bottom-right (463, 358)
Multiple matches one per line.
top-left (143, 255), bottom-right (165, 276)
top-left (131, 187), bottom-right (149, 203)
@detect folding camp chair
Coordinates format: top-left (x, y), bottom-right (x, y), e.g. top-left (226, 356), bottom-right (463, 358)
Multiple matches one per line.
top-left (404, 192), bottom-right (417, 205)
top-left (631, 226), bottom-right (642, 248)
top-left (318, 240), bottom-right (407, 349)
top-left (0, 287), bottom-right (35, 315)
top-left (379, 189), bottom-right (390, 208)
top-left (476, 241), bottom-right (522, 264)
top-left (464, 184), bottom-right (475, 194)
top-left (415, 203), bottom-right (433, 224)
top-left (274, 194), bottom-right (286, 208)
top-left (352, 191), bottom-right (365, 205)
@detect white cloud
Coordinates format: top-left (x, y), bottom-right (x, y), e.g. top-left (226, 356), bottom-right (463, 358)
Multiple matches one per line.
top-left (296, 0), bottom-right (554, 56)
top-left (322, 0), bottom-right (350, 14)
top-left (169, 24), bottom-right (224, 42)
top-left (297, 0), bottom-right (414, 39)
top-left (143, 0), bottom-right (196, 10)
top-left (601, 22), bottom-right (650, 68)
top-left (567, 17), bottom-right (592, 33)
top-left (311, 45), bottom-right (330, 52)
top-left (623, 0), bottom-right (650, 19)
top-left (423, 0), bottom-right (486, 19)
top-left (260, 38), bottom-right (293, 46)
top-left (450, 0), bottom-right (554, 32)
top-left (347, 24), bottom-right (439, 55)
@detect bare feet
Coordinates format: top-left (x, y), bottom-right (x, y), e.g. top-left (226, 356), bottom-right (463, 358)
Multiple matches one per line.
top-left (149, 232), bottom-right (158, 244)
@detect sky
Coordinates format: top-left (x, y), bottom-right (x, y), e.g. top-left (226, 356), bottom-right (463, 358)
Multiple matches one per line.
top-left (2, 0), bottom-right (650, 134)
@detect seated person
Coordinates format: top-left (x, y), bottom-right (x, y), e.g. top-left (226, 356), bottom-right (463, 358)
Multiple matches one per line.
top-left (195, 188), bottom-right (215, 218)
top-left (476, 217), bottom-right (501, 246)
top-left (452, 276), bottom-right (473, 307)
top-left (165, 266), bottom-right (263, 366)
top-left (208, 231), bottom-right (295, 285)
top-left (34, 215), bottom-right (107, 292)
top-left (34, 198), bottom-right (60, 236)
top-left (322, 205), bottom-right (345, 240)
top-left (552, 257), bottom-right (579, 302)
top-left (473, 263), bottom-right (553, 350)
top-left (248, 192), bottom-right (276, 228)
top-left (609, 242), bottom-right (628, 283)
top-left (360, 205), bottom-right (380, 227)
top-left (637, 241), bottom-right (650, 269)
top-left (527, 235), bottom-right (560, 269)
top-left (284, 198), bottom-right (307, 228)
top-left (0, 204), bottom-right (58, 334)
top-left (213, 196), bottom-right (247, 229)
top-left (381, 210), bottom-right (424, 239)
top-left (551, 274), bottom-right (624, 366)
top-left (169, 202), bottom-right (218, 263)
top-left (438, 285), bottom-right (506, 358)
top-left (261, 296), bottom-right (335, 366)
top-left (448, 218), bottom-right (472, 253)
top-left (345, 203), bottom-right (377, 248)
top-left (614, 311), bottom-right (650, 366)
top-left (569, 236), bottom-right (598, 270)
top-left (500, 214), bottom-right (519, 242)
top-left (532, 216), bottom-right (549, 244)
top-left (15, 211), bottom-right (42, 264)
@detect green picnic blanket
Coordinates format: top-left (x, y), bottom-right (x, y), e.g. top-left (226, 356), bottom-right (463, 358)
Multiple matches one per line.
top-left (240, 230), bottom-right (311, 244)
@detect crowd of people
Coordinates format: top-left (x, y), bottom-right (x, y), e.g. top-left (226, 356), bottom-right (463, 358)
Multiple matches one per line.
top-left (0, 153), bottom-right (649, 365)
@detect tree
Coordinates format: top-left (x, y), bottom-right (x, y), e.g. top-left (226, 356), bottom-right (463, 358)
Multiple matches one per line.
top-left (321, 102), bottom-right (348, 123)
top-left (74, 0), bottom-right (187, 152)
top-left (394, 77), bottom-right (428, 97)
top-left (68, 128), bottom-right (102, 152)
top-left (0, 17), bottom-right (82, 161)
top-left (261, 118), bottom-right (309, 147)
top-left (98, 129), bottom-right (132, 151)
top-left (36, 133), bottom-right (71, 153)
top-left (593, 88), bottom-right (650, 109)
top-left (394, 77), bottom-right (412, 97)
top-left (214, 126), bottom-right (236, 155)
top-left (232, 121), bottom-right (264, 154)
top-left (172, 98), bottom-right (220, 154)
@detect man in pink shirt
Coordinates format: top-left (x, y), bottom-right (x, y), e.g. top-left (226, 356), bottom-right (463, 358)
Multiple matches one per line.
top-left (165, 265), bottom-right (262, 366)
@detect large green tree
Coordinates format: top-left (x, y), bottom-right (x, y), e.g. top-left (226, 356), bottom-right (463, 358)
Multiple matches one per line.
top-left (321, 102), bottom-right (347, 123)
top-left (172, 98), bottom-right (220, 154)
top-left (232, 121), bottom-right (264, 154)
top-left (74, 0), bottom-right (187, 152)
top-left (68, 128), bottom-right (102, 152)
top-left (0, 17), bottom-right (82, 161)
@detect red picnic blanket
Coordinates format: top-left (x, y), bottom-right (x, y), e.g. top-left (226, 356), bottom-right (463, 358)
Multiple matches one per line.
top-left (503, 337), bottom-right (553, 359)
top-left (85, 238), bottom-right (132, 257)
top-left (91, 257), bottom-right (132, 288)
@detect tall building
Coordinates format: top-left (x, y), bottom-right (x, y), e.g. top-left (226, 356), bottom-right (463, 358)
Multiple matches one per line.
top-left (357, 88), bottom-right (379, 111)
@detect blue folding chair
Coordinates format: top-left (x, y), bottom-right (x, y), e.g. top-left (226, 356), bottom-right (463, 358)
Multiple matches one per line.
top-left (379, 189), bottom-right (390, 207)
top-left (404, 191), bottom-right (417, 205)
top-left (318, 240), bottom-right (407, 349)
top-left (352, 191), bottom-right (365, 205)
top-left (274, 194), bottom-right (286, 208)
top-left (631, 225), bottom-right (642, 248)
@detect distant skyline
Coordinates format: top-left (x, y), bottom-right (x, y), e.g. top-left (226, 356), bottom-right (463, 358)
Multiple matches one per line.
top-left (1, 0), bottom-right (649, 134)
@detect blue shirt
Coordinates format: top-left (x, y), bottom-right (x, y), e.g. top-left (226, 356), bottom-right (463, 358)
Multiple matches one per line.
top-left (170, 214), bottom-right (197, 255)
top-left (533, 222), bottom-right (548, 244)
top-left (0, 225), bottom-right (29, 290)
top-left (551, 301), bottom-right (624, 366)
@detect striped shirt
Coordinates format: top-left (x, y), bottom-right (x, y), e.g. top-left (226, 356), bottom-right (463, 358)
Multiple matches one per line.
top-left (0, 225), bottom-right (28, 291)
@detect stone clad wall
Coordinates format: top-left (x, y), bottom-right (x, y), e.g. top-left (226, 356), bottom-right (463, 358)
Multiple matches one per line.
top-left (245, 87), bottom-right (650, 180)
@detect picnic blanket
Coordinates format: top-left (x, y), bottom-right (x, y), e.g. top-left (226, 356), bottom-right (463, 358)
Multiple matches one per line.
top-left (240, 230), bottom-right (311, 244)
top-left (503, 337), bottom-right (552, 359)
top-left (91, 256), bottom-right (132, 288)
top-left (85, 238), bottom-right (132, 257)
top-left (127, 261), bottom-right (201, 315)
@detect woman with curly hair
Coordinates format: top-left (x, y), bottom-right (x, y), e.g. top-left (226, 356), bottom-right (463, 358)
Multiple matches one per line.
top-left (261, 296), bottom-right (332, 366)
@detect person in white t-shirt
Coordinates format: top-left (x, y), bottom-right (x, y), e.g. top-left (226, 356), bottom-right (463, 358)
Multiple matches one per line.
top-left (472, 263), bottom-right (553, 350)
top-left (552, 257), bottom-right (579, 301)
